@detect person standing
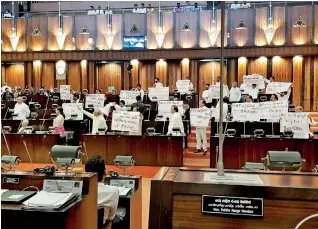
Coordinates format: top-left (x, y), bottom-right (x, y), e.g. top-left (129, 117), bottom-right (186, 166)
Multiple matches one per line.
top-left (246, 84), bottom-right (259, 102)
top-left (13, 97), bottom-right (30, 120)
top-left (277, 85), bottom-right (292, 102)
top-left (202, 84), bottom-right (212, 108)
top-left (114, 100), bottom-right (128, 111)
top-left (135, 84), bottom-right (144, 100)
top-left (79, 106), bottom-right (107, 134)
top-left (52, 107), bottom-right (65, 136)
top-left (195, 100), bottom-right (208, 155)
top-left (229, 82), bottom-right (241, 103)
top-left (153, 78), bottom-right (163, 88)
top-left (167, 105), bottom-right (184, 136)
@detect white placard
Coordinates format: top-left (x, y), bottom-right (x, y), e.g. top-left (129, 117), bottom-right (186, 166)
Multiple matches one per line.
top-left (119, 90), bottom-right (140, 105)
top-left (280, 113), bottom-right (310, 138)
top-left (231, 103), bottom-right (261, 122)
top-left (259, 101), bottom-right (288, 120)
top-left (210, 107), bottom-right (219, 119)
top-left (158, 101), bottom-right (184, 119)
top-left (62, 103), bottom-right (83, 120)
top-left (243, 74), bottom-right (265, 89)
top-left (266, 82), bottom-right (292, 94)
top-left (60, 85), bottom-right (71, 100)
top-left (111, 111), bottom-right (140, 132)
top-left (148, 87), bottom-right (169, 101)
top-left (176, 80), bottom-right (190, 93)
top-left (190, 108), bottom-right (211, 127)
top-left (209, 85), bottom-right (229, 99)
top-left (85, 94), bottom-right (105, 108)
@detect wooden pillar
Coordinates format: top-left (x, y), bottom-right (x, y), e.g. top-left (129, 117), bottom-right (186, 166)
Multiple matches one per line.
top-left (292, 56), bottom-right (304, 107)
top-left (304, 57), bottom-right (311, 111)
top-left (237, 57), bottom-right (247, 85)
top-left (81, 60), bottom-right (88, 90)
top-left (313, 57), bottom-right (318, 111)
top-left (88, 61), bottom-right (96, 93)
top-left (227, 59), bottom-right (237, 86)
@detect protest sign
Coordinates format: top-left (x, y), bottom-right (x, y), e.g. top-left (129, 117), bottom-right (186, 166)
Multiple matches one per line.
top-left (243, 74), bottom-right (265, 89)
top-left (62, 103), bottom-right (83, 120)
top-left (260, 101), bottom-right (288, 120)
top-left (111, 111), bottom-right (140, 132)
top-left (176, 80), bottom-right (190, 93)
top-left (158, 101), bottom-right (184, 119)
top-left (266, 82), bottom-right (292, 94)
top-left (190, 108), bottom-right (211, 127)
top-left (119, 90), bottom-right (140, 105)
top-left (231, 103), bottom-right (261, 121)
top-left (280, 113), bottom-right (309, 138)
top-left (209, 85), bottom-right (229, 99)
top-left (85, 94), bottom-right (105, 108)
top-left (148, 87), bottom-right (169, 101)
top-left (60, 85), bottom-right (71, 100)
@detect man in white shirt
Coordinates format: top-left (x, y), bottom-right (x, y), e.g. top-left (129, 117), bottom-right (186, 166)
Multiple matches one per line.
top-left (264, 76), bottom-right (275, 84)
top-left (202, 84), bottom-right (212, 108)
top-left (184, 1), bottom-right (194, 12)
top-left (85, 155), bottom-right (119, 223)
top-left (215, 76), bottom-right (220, 86)
top-left (167, 105), bottom-right (184, 136)
top-left (246, 84), bottom-right (259, 101)
top-left (132, 4), bottom-right (140, 13)
top-left (277, 86), bottom-right (292, 102)
top-left (135, 84), bottom-right (144, 99)
top-left (18, 120), bottom-right (30, 134)
top-left (79, 107), bottom-right (107, 134)
top-left (229, 82), bottom-right (241, 102)
top-left (195, 100), bottom-right (208, 155)
top-left (13, 97), bottom-right (30, 120)
top-left (215, 97), bottom-right (229, 122)
top-left (1, 83), bottom-right (12, 93)
top-left (114, 100), bottom-right (128, 111)
top-left (139, 3), bottom-right (147, 13)
top-left (245, 95), bottom-right (253, 103)
top-left (153, 78), bottom-right (163, 88)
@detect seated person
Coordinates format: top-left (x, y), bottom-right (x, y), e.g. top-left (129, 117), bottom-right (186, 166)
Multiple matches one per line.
top-left (85, 156), bottom-right (119, 225)
top-left (18, 119), bottom-right (30, 134)
top-left (245, 95), bottom-right (253, 103)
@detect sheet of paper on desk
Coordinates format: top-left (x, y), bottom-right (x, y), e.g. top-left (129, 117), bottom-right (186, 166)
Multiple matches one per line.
top-left (1, 189), bottom-right (9, 195)
top-left (203, 172), bottom-right (264, 185)
top-left (23, 191), bottom-right (74, 208)
top-left (8, 194), bottom-right (25, 199)
top-left (117, 187), bottom-right (132, 196)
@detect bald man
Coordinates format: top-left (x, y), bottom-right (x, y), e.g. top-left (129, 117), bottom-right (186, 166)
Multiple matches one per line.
top-left (13, 97), bottom-right (30, 120)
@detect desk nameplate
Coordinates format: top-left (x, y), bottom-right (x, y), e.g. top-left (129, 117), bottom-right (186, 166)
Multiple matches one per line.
top-left (3, 177), bottom-right (20, 184)
top-left (202, 195), bottom-right (263, 217)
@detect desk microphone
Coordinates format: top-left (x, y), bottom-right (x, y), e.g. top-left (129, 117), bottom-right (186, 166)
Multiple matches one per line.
top-left (82, 141), bottom-right (89, 160)
top-left (1, 125), bottom-right (14, 168)
top-left (23, 140), bottom-right (34, 170)
top-left (40, 91), bottom-right (51, 131)
top-left (17, 120), bottom-right (23, 133)
top-left (4, 107), bottom-right (9, 119)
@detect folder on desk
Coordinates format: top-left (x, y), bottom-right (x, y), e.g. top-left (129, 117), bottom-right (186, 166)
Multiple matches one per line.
top-left (22, 191), bottom-right (79, 210)
top-left (2, 190), bottom-right (37, 204)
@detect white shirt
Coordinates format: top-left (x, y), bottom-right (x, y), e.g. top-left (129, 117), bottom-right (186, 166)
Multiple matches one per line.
top-left (105, 10), bottom-right (113, 15)
top-left (167, 112), bottom-right (184, 135)
top-left (133, 8), bottom-right (140, 13)
top-left (216, 101), bottom-right (229, 122)
top-left (1, 85), bottom-right (12, 93)
top-left (202, 90), bottom-right (213, 103)
top-left (114, 104), bottom-right (128, 111)
top-left (13, 102), bottom-right (30, 120)
top-left (97, 10), bottom-right (103, 14)
top-left (97, 183), bottom-right (119, 221)
top-left (53, 115), bottom-right (64, 128)
top-left (87, 10), bottom-right (97, 15)
top-left (154, 82), bottom-right (163, 88)
top-left (229, 87), bottom-right (241, 102)
top-left (139, 8), bottom-right (147, 13)
top-left (278, 89), bottom-right (291, 101)
top-left (246, 88), bottom-right (259, 99)
top-left (3, 13), bottom-right (12, 18)
top-left (135, 89), bottom-right (144, 99)
top-left (83, 110), bottom-right (107, 134)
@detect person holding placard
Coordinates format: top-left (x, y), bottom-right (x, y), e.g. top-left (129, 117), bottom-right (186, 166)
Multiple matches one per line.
top-left (277, 85), bottom-right (292, 102)
top-left (229, 82), bottom-right (241, 103)
top-left (245, 84), bottom-right (259, 102)
top-left (185, 76), bottom-right (194, 90)
top-left (13, 97), bottom-right (30, 120)
top-left (72, 94), bottom-right (81, 104)
top-left (135, 84), bottom-right (145, 100)
top-left (202, 84), bottom-right (213, 108)
top-left (78, 106), bottom-right (107, 134)
top-left (129, 109), bottom-right (143, 136)
top-left (52, 107), bottom-right (65, 136)
top-left (245, 95), bottom-right (253, 103)
top-left (270, 94), bottom-right (278, 102)
top-left (114, 100), bottom-right (128, 111)
top-left (96, 89), bottom-right (102, 94)
top-left (195, 100), bottom-right (208, 155)
top-left (167, 105), bottom-right (184, 136)
top-left (130, 95), bottom-right (145, 113)
top-left (264, 76), bottom-right (275, 84)
top-left (153, 78), bottom-right (163, 88)
top-left (295, 106), bottom-right (317, 126)
top-left (215, 76), bottom-right (220, 86)
top-left (215, 97), bottom-right (229, 122)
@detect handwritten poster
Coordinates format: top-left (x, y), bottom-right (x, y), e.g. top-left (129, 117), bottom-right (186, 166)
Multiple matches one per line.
top-left (60, 85), bottom-right (71, 100)
top-left (190, 108), bottom-right (211, 127)
top-left (62, 103), bottom-right (83, 120)
top-left (176, 80), bottom-right (190, 93)
top-left (119, 90), bottom-right (140, 105)
top-left (280, 113), bottom-right (309, 138)
top-left (158, 101), bottom-right (184, 119)
top-left (266, 82), bottom-right (292, 94)
top-left (243, 74), bottom-right (265, 89)
top-left (111, 111), bottom-right (140, 132)
top-left (231, 103), bottom-right (261, 122)
top-left (148, 87), bottom-right (169, 101)
top-left (85, 94), bottom-right (105, 108)
top-left (259, 101), bottom-right (289, 120)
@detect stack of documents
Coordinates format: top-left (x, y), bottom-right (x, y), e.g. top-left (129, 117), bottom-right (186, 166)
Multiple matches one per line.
top-left (22, 191), bottom-right (79, 210)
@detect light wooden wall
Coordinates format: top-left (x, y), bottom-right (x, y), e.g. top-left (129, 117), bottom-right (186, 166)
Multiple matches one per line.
top-left (168, 61), bottom-right (182, 90)
top-left (237, 57), bottom-right (247, 85)
top-left (1, 18), bottom-right (26, 52)
top-left (247, 57), bottom-right (267, 77)
top-left (292, 56), bottom-right (303, 107)
top-left (255, 7), bottom-right (267, 46)
top-left (272, 56), bottom-right (292, 82)
top-left (1, 63), bottom-right (25, 88)
top-left (314, 57), bottom-right (318, 111)
top-left (96, 63), bottom-right (122, 93)
top-left (139, 61), bottom-right (156, 89)
top-left (41, 62), bottom-right (55, 89)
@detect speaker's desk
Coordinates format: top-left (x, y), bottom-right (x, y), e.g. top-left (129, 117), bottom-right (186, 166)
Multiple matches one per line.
top-left (1, 171), bottom-right (98, 229)
top-left (149, 167), bottom-right (318, 229)
top-left (83, 134), bottom-right (183, 166)
top-left (210, 137), bottom-right (318, 171)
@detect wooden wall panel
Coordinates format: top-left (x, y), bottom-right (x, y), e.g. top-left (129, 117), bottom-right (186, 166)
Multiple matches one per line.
top-left (247, 57), bottom-right (267, 77)
top-left (303, 57), bottom-right (311, 111)
top-left (97, 63), bottom-right (121, 93)
top-left (272, 7), bottom-right (286, 46)
top-left (139, 61), bottom-right (156, 89)
top-left (229, 9), bottom-right (254, 47)
top-left (4, 64), bottom-right (25, 88)
top-left (272, 57), bottom-right (292, 82)
top-left (237, 57), bottom-right (247, 85)
top-left (41, 62), bottom-right (54, 89)
top-left (47, 16), bottom-right (59, 51)
top-left (26, 62), bottom-right (32, 87)
top-left (88, 61), bottom-right (96, 93)
top-left (63, 16), bottom-right (73, 50)
top-left (313, 57), bottom-right (318, 111)
top-left (289, 6), bottom-right (312, 45)
top-left (162, 12), bottom-right (174, 49)
top-left (124, 14), bottom-right (146, 36)
top-left (123, 61), bottom-right (139, 90)
top-left (75, 16), bottom-right (96, 50)
top-left (33, 61), bottom-right (42, 89)
top-left (199, 10), bottom-right (211, 48)
top-left (1, 65), bottom-right (6, 85)
top-left (156, 60), bottom-right (167, 86)
top-left (292, 56), bottom-right (303, 106)
top-left (255, 7), bottom-right (267, 46)
top-left (146, 13), bottom-right (158, 49)
top-left (227, 59), bottom-right (237, 85)
top-left (80, 60), bottom-right (88, 90)
top-left (168, 61), bottom-right (182, 90)
top-left (2, 19), bottom-right (13, 52)
top-left (68, 62), bottom-right (81, 91)
top-left (176, 12), bottom-right (197, 48)
top-left (315, 6), bottom-right (318, 44)
top-left (27, 16), bottom-right (47, 51)
top-left (216, 9), bottom-right (228, 47)
top-left (189, 60), bottom-right (199, 91)
top-left (181, 59), bottom-right (189, 78)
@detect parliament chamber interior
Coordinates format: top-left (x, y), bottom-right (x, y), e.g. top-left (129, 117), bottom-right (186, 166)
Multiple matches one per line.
top-left (1, 1), bottom-right (318, 229)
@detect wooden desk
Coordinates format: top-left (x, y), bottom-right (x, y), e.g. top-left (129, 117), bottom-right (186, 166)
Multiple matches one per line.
top-left (1, 133), bottom-right (60, 163)
top-left (210, 137), bottom-right (318, 171)
top-left (1, 171), bottom-right (98, 229)
top-left (149, 167), bottom-right (318, 229)
top-left (83, 135), bottom-right (183, 166)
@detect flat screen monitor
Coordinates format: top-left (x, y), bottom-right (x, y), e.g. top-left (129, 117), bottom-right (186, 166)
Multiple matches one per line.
top-left (123, 36), bottom-right (145, 49)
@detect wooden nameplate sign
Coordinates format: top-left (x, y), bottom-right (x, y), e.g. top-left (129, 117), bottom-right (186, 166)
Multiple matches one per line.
top-left (202, 196), bottom-right (263, 217)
